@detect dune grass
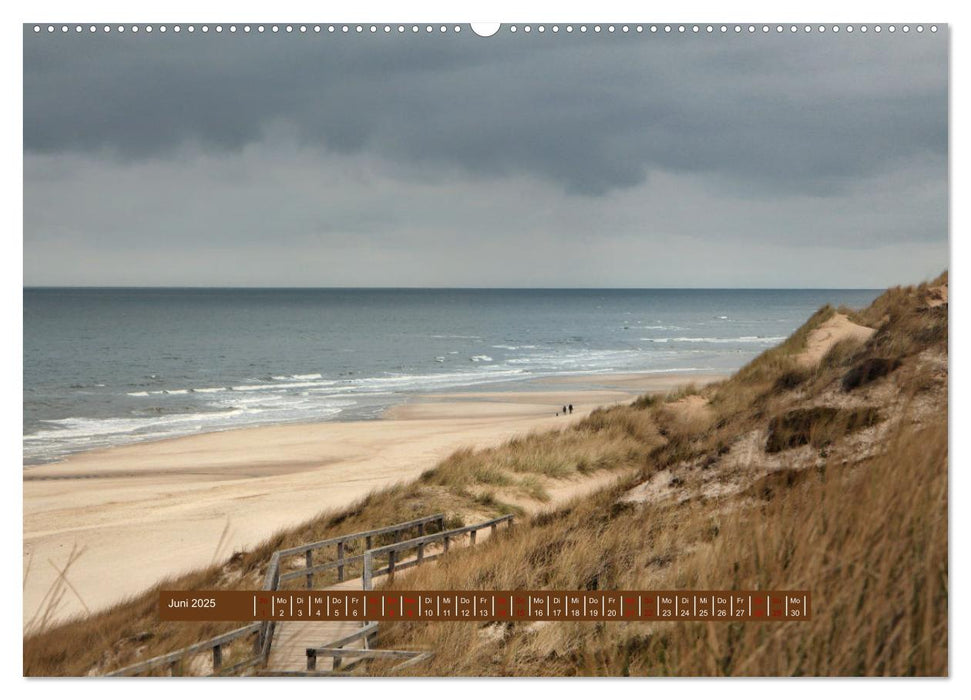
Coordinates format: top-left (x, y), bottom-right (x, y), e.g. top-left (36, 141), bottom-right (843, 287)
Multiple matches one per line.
top-left (23, 272), bottom-right (947, 677)
top-left (23, 396), bottom-right (663, 676)
top-left (368, 272), bottom-right (948, 677)
top-left (374, 415), bottom-right (946, 676)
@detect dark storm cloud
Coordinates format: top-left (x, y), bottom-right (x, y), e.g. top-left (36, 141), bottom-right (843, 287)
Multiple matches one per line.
top-left (23, 27), bottom-right (947, 196)
top-left (22, 26), bottom-right (949, 288)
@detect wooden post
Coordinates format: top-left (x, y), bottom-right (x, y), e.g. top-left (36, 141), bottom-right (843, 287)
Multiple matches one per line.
top-left (443, 536), bottom-right (450, 554)
top-left (263, 621), bottom-right (276, 662)
top-left (305, 550), bottom-right (313, 589)
top-left (388, 549), bottom-right (396, 578)
top-left (470, 530), bottom-right (477, 546)
top-left (334, 655), bottom-right (342, 671)
top-left (337, 541), bottom-right (345, 583)
top-left (363, 552), bottom-right (373, 591)
top-left (491, 523), bottom-right (497, 535)
top-left (212, 644), bottom-right (222, 672)
top-left (417, 522), bottom-right (425, 562)
top-left (307, 649), bottom-right (317, 671)
top-left (438, 515), bottom-right (445, 533)
top-left (366, 535), bottom-right (372, 550)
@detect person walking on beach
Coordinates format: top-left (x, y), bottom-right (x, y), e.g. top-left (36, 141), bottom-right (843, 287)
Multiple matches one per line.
top-left (569, 404), bottom-right (573, 414)
top-left (563, 405), bottom-right (568, 415)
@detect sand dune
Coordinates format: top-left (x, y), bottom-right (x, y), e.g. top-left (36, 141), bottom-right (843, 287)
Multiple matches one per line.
top-left (23, 372), bottom-right (719, 629)
top-left (797, 313), bottom-right (875, 366)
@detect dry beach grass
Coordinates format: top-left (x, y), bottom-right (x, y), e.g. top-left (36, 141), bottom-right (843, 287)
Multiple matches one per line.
top-left (23, 273), bottom-right (947, 676)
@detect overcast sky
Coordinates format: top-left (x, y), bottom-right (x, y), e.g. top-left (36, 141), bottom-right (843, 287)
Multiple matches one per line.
top-left (23, 26), bottom-right (948, 288)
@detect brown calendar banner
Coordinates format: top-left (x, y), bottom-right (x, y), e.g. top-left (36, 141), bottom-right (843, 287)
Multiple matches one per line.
top-left (160, 590), bottom-right (811, 622)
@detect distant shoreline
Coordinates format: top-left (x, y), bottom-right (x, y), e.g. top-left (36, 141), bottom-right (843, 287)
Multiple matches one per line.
top-left (25, 287), bottom-right (883, 466)
top-left (23, 368), bottom-right (726, 469)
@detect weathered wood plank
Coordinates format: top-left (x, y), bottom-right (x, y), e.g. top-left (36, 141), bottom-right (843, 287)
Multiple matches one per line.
top-left (371, 556), bottom-right (431, 578)
top-left (389, 651), bottom-right (434, 673)
top-left (365, 515), bottom-right (513, 558)
top-left (275, 514), bottom-right (445, 558)
top-left (310, 648), bottom-right (427, 659)
top-left (278, 553), bottom-right (366, 583)
top-left (106, 622), bottom-right (262, 676)
top-left (256, 670), bottom-right (356, 677)
top-left (262, 552), bottom-right (281, 590)
top-left (310, 622), bottom-right (379, 651)
top-left (363, 551), bottom-right (373, 591)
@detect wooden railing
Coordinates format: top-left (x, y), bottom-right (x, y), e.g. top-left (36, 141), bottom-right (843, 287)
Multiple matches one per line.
top-left (305, 623), bottom-right (432, 673)
top-left (256, 551), bottom-right (282, 664)
top-left (107, 514), bottom-right (446, 677)
top-left (105, 622), bottom-right (263, 677)
top-left (107, 513), bottom-right (512, 676)
top-left (308, 647), bottom-right (434, 674)
top-left (276, 514), bottom-right (446, 588)
top-left (306, 622), bottom-right (379, 670)
top-left (362, 515), bottom-right (514, 591)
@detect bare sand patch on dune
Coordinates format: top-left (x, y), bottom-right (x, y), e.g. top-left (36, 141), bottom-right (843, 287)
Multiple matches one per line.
top-left (926, 284), bottom-right (948, 308)
top-left (797, 313), bottom-right (875, 367)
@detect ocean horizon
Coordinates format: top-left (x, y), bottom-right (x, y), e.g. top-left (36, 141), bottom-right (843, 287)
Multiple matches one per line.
top-left (23, 287), bottom-right (881, 465)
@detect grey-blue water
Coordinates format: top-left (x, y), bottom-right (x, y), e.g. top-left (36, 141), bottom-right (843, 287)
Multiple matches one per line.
top-left (23, 288), bottom-right (881, 465)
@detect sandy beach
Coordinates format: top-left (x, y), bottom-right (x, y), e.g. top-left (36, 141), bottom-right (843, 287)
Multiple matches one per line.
top-left (23, 371), bottom-right (724, 629)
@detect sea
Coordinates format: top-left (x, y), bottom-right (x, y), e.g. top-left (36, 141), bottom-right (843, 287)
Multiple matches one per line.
top-left (23, 288), bottom-right (881, 466)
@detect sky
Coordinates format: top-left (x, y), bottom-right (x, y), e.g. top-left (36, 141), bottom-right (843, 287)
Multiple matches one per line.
top-left (23, 25), bottom-right (948, 288)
